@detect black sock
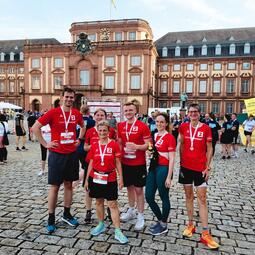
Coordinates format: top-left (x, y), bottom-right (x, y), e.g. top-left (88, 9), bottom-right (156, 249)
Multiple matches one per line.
top-left (64, 207), bottom-right (72, 218)
top-left (48, 213), bottom-right (55, 225)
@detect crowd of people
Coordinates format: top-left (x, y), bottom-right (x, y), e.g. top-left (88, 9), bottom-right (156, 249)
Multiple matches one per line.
top-left (1, 87), bottom-right (255, 249)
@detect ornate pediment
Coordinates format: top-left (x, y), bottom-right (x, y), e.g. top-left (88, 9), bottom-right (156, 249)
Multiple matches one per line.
top-left (184, 73), bottom-right (195, 78)
top-left (226, 73), bottom-right (237, 78)
top-left (128, 67), bottom-right (143, 73)
top-left (172, 73), bottom-right (182, 78)
top-left (52, 68), bottom-right (65, 74)
top-left (103, 67), bottom-right (116, 73)
top-left (240, 72), bottom-right (252, 78)
top-left (8, 76), bottom-right (15, 80)
top-left (17, 76), bottom-right (24, 80)
top-left (198, 73), bottom-right (209, 78)
top-left (30, 69), bottom-right (42, 74)
top-left (0, 76), bottom-right (5, 80)
top-left (212, 73), bottom-right (223, 78)
top-left (159, 73), bottom-right (169, 79)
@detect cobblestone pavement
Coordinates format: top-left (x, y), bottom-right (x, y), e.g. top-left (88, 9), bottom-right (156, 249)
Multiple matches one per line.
top-left (0, 134), bottom-right (254, 255)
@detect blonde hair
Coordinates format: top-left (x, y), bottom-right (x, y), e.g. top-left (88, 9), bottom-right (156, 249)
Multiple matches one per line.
top-left (97, 120), bottom-right (110, 130)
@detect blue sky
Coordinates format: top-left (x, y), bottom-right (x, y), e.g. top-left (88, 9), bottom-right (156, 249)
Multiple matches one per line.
top-left (1, 0), bottom-right (255, 42)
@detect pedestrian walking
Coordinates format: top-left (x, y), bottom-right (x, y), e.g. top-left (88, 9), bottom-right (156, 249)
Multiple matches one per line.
top-left (0, 113), bottom-right (8, 164)
top-left (231, 113), bottom-right (240, 158)
top-left (242, 114), bottom-right (255, 154)
top-left (15, 109), bottom-right (28, 151)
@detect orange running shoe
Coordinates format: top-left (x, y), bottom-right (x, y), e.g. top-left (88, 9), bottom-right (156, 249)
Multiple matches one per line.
top-left (182, 224), bottom-right (196, 238)
top-left (200, 230), bottom-right (219, 250)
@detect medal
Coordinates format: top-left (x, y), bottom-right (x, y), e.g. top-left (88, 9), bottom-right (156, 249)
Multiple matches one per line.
top-left (99, 140), bottom-right (109, 168)
top-left (189, 122), bottom-right (199, 152)
top-left (101, 162), bottom-right (105, 166)
top-left (190, 147), bottom-right (194, 151)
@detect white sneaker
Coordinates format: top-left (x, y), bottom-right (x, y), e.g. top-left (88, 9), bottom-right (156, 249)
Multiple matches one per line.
top-left (134, 213), bottom-right (144, 231)
top-left (120, 208), bottom-right (136, 222)
top-left (38, 171), bottom-right (44, 176)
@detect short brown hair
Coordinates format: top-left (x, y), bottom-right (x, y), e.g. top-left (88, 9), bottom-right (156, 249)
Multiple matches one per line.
top-left (62, 86), bottom-right (75, 96)
top-left (97, 120), bottom-right (110, 130)
top-left (94, 108), bottom-right (107, 117)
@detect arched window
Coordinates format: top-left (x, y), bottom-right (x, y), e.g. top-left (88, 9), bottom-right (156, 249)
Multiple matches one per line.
top-left (244, 43), bottom-right (250, 54)
top-left (188, 45), bottom-right (194, 56)
top-left (0, 52), bottom-right (5, 62)
top-left (201, 44), bottom-right (207, 56)
top-left (10, 52), bottom-right (14, 61)
top-left (215, 44), bottom-right (221, 55)
top-left (162, 47), bottom-right (168, 57)
top-left (19, 52), bottom-right (24, 61)
top-left (229, 43), bottom-right (236, 55)
top-left (175, 46), bottom-right (180, 57)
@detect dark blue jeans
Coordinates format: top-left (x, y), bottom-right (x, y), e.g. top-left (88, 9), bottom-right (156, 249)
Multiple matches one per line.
top-left (145, 165), bottom-right (170, 222)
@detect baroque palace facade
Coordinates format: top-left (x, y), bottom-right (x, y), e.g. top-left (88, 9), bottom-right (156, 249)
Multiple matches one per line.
top-left (0, 18), bottom-right (255, 115)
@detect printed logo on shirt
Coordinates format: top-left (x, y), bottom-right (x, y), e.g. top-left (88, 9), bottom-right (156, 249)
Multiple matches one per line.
top-left (197, 131), bottom-right (204, 138)
top-left (133, 126), bottom-right (138, 131)
top-left (107, 148), bottom-right (112, 153)
top-left (156, 140), bottom-right (164, 145)
top-left (71, 115), bottom-right (76, 121)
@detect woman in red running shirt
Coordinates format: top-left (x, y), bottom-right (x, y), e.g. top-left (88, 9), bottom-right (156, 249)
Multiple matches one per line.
top-left (84, 121), bottom-right (128, 244)
top-left (83, 108), bottom-right (116, 223)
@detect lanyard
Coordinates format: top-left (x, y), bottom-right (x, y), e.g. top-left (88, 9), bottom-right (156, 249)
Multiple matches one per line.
top-left (125, 118), bottom-right (137, 141)
top-left (98, 139), bottom-right (109, 166)
top-left (61, 107), bottom-right (72, 132)
top-left (155, 131), bottom-right (167, 146)
top-left (189, 122), bottom-right (199, 150)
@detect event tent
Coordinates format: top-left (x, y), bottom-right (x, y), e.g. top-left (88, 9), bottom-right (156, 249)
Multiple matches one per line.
top-left (0, 102), bottom-right (22, 110)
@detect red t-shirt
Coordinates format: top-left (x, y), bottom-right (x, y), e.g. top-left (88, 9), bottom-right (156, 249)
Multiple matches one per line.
top-left (38, 107), bottom-right (84, 154)
top-left (154, 133), bottom-right (176, 166)
top-left (179, 122), bottom-right (212, 172)
top-left (85, 127), bottom-right (116, 162)
top-left (87, 140), bottom-right (121, 182)
top-left (117, 120), bottom-right (151, 166)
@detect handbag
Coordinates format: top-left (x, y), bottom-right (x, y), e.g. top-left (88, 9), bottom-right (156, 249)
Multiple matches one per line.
top-left (1, 122), bottom-right (9, 146)
top-left (148, 136), bottom-right (159, 172)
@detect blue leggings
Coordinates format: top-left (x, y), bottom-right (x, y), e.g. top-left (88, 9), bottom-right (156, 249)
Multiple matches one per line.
top-left (145, 165), bottom-right (170, 222)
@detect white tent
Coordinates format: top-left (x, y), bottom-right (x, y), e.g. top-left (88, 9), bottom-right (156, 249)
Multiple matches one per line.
top-left (0, 102), bottom-right (22, 110)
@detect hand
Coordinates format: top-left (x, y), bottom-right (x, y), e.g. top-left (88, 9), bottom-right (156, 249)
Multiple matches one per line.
top-left (46, 140), bottom-right (59, 149)
top-left (118, 178), bottom-right (124, 190)
top-left (165, 177), bottom-right (171, 188)
top-left (74, 139), bottom-right (80, 147)
top-left (202, 167), bottom-right (210, 181)
top-left (126, 142), bottom-right (137, 151)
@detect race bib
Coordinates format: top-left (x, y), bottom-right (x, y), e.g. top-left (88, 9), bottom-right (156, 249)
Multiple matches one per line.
top-left (124, 147), bottom-right (136, 159)
top-left (93, 172), bottom-right (108, 185)
top-left (60, 132), bottom-right (75, 144)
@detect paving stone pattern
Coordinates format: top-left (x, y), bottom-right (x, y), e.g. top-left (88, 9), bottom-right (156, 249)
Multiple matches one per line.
top-left (0, 135), bottom-right (254, 254)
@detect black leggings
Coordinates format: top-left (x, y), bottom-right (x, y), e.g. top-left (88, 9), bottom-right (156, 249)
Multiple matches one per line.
top-left (40, 144), bottom-right (47, 161)
top-left (0, 147), bottom-right (7, 161)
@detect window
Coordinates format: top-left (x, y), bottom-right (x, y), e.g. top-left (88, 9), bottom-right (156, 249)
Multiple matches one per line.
top-left (229, 43), bottom-right (236, 55)
top-left (0, 67), bottom-right (5, 74)
top-left (18, 67), bottom-right (24, 74)
top-left (9, 81), bottom-right (15, 93)
top-left (0, 52), bottom-right (5, 62)
top-left (214, 63), bottom-right (222, 70)
top-left (0, 81), bottom-right (4, 92)
top-left (212, 102), bottom-right (220, 113)
top-left (244, 43), bottom-right (250, 54)
top-left (242, 62), bottom-right (250, 70)
top-left (199, 80), bottom-right (207, 93)
top-left (215, 44), bottom-right (221, 55)
top-left (173, 80), bottom-right (180, 93)
top-left (130, 75), bottom-right (141, 89)
top-left (200, 63), bottom-right (207, 70)
top-left (160, 80), bottom-right (168, 93)
top-left (131, 56), bottom-right (141, 66)
top-left (213, 80), bottom-right (221, 93)
top-left (173, 64), bottom-right (181, 71)
top-left (186, 80), bottom-right (193, 93)
top-left (88, 34), bottom-right (96, 41)
top-left (240, 102), bottom-right (245, 113)
top-left (228, 62), bottom-right (236, 70)
top-left (54, 58), bottom-right (63, 68)
top-left (187, 64), bottom-right (194, 71)
top-left (175, 46), bottom-right (180, 57)
top-left (159, 101), bottom-right (167, 108)
top-left (10, 52), bottom-right (14, 61)
top-left (105, 56), bottom-right (115, 67)
top-left (226, 103), bottom-right (233, 113)
top-left (20, 52), bottom-right (24, 61)
top-left (80, 70), bottom-right (90, 85)
top-left (162, 64), bottom-right (168, 71)
top-left (31, 76), bottom-right (41, 89)
top-left (105, 75), bottom-right (115, 89)
top-left (226, 79), bottom-right (235, 93)
top-left (188, 45), bottom-right (194, 56)
top-left (172, 102), bottom-right (180, 107)
top-left (129, 32), bottom-right (136, 40)
top-left (199, 102), bottom-right (206, 113)
top-left (54, 76), bottom-right (63, 89)
top-left (115, 32), bottom-right (122, 41)
top-left (162, 47), bottom-right (168, 57)
top-left (241, 79), bottom-right (249, 93)
top-left (201, 45), bottom-right (207, 56)
top-left (31, 58), bottom-right (40, 68)
top-left (8, 67), bottom-right (15, 74)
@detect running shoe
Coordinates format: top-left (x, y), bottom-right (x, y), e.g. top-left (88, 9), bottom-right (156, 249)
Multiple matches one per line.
top-left (21, 146), bottom-right (28, 151)
top-left (120, 208), bottom-right (136, 222)
top-left (38, 171), bottom-right (44, 176)
top-left (251, 150), bottom-right (255, 155)
top-left (149, 221), bottom-right (161, 232)
top-left (221, 156), bottom-right (226, 159)
top-left (62, 216), bottom-right (79, 227)
top-left (114, 228), bottom-right (129, 244)
top-left (200, 230), bottom-right (219, 250)
top-left (84, 210), bottom-right (92, 224)
top-left (183, 224), bottom-right (196, 238)
top-left (150, 223), bottom-right (168, 236)
top-left (46, 224), bottom-right (56, 234)
top-left (90, 222), bottom-right (106, 236)
top-left (16, 147), bottom-right (21, 151)
top-left (134, 213), bottom-right (144, 231)
top-left (244, 148), bottom-right (248, 152)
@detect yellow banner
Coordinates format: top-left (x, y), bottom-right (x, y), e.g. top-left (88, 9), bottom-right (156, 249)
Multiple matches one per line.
top-left (239, 126), bottom-right (255, 146)
top-left (244, 98), bottom-right (255, 115)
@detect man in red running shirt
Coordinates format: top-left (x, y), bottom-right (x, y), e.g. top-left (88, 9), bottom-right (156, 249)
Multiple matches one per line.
top-left (32, 87), bottom-right (85, 234)
top-left (117, 102), bottom-right (151, 231)
top-left (179, 103), bottom-right (219, 250)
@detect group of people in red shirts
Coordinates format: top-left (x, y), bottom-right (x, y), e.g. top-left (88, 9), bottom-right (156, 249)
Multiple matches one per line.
top-left (32, 87), bottom-right (219, 249)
